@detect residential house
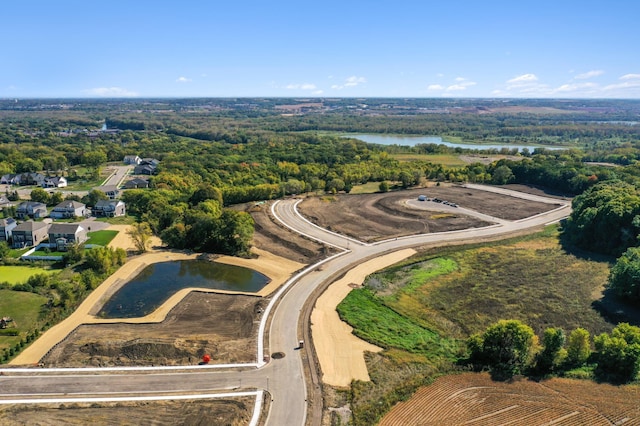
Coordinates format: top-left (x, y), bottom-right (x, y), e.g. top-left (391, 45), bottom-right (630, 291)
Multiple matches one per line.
top-left (123, 178), bottom-right (149, 189)
top-left (0, 218), bottom-right (17, 243)
top-left (133, 164), bottom-right (157, 175)
top-left (5, 173), bottom-right (46, 186)
top-left (47, 223), bottom-right (88, 251)
top-left (11, 221), bottom-right (49, 248)
top-left (42, 176), bottom-right (67, 188)
top-left (49, 200), bottom-right (86, 219)
top-left (93, 199), bottom-right (126, 217)
top-left (0, 195), bottom-right (14, 209)
top-left (94, 185), bottom-right (120, 200)
top-left (123, 155), bottom-right (141, 165)
top-left (16, 201), bottom-right (48, 219)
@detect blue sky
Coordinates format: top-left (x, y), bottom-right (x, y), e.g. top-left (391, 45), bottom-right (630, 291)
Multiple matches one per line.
top-left (2, 1), bottom-right (639, 98)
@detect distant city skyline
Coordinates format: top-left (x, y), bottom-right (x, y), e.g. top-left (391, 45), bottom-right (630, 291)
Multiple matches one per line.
top-left (2, 1), bottom-right (639, 99)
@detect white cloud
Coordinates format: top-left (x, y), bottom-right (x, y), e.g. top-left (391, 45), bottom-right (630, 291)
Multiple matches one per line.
top-left (331, 76), bottom-right (366, 90)
top-left (312, 90), bottom-right (324, 95)
top-left (446, 78), bottom-right (476, 92)
top-left (603, 80), bottom-right (640, 91)
top-left (507, 74), bottom-right (538, 84)
top-left (574, 70), bottom-right (604, 80)
top-left (427, 84), bottom-right (444, 91)
top-left (83, 87), bottom-right (138, 97)
top-left (176, 76), bottom-right (192, 83)
top-left (554, 82), bottom-right (598, 93)
top-left (620, 73), bottom-right (640, 80)
top-left (285, 83), bottom-right (318, 90)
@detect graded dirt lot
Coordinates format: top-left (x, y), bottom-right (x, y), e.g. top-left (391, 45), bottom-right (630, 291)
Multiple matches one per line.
top-left (0, 397), bottom-right (255, 426)
top-left (379, 372), bottom-right (640, 426)
top-left (42, 292), bottom-right (266, 367)
top-left (297, 185), bottom-right (561, 242)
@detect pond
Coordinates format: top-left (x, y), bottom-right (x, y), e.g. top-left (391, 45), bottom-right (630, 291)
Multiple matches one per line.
top-left (98, 260), bottom-right (269, 318)
top-left (344, 134), bottom-right (567, 152)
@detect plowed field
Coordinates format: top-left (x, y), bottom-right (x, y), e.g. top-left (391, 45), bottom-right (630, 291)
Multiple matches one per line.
top-left (380, 372), bottom-right (640, 426)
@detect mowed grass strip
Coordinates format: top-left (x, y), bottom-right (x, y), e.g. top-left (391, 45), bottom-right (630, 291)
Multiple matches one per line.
top-left (0, 266), bottom-right (58, 286)
top-left (0, 289), bottom-right (47, 351)
top-left (85, 230), bottom-right (119, 246)
top-left (337, 288), bottom-right (457, 359)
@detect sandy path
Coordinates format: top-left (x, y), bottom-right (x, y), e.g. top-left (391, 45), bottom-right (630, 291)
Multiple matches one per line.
top-left (10, 226), bottom-right (304, 366)
top-left (311, 249), bottom-right (416, 387)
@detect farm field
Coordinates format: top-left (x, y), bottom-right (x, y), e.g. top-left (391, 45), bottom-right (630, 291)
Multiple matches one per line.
top-left (379, 372), bottom-right (640, 426)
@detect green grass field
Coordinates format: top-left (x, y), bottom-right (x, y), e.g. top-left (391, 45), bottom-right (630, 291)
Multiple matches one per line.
top-left (0, 266), bottom-right (58, 285)
top-left (86, 229), bottom-right (119, 246)
top-left (0, 289), bottom-right (48, 352)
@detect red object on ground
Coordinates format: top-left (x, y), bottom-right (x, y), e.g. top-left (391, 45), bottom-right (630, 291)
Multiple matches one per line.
top-left (202, 354), bottom-right (211, 363)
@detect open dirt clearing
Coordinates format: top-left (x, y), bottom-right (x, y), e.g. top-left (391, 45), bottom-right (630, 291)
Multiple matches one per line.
top-left (0, 397), bottom-right (255, 426)
top-left (380, 372), bottom-right (640, 426)
top-left (297, 185), bottom-right (561, 242)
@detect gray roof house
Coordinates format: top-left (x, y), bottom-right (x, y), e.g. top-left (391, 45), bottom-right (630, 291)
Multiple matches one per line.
top-left (42, 176), bottom-right (67, 188)
top-left (49, 200), bottom-right (86, 219)
top-left (123, 155), bottom-right (141, 165)
top-left (0, 195), bottom-right (14, 209)
top-left (133, 164), bottom-right (157, 175)
top-left (16, 201), bottom-right (48, 219)
top-left (93, 199), bottom-right (126, 217)
top-left (0, 218), bottom-right (17, 243)
top-left (94, 185), bottom-right (120, 200)
top-left (11, 221), bottom-right (49, 249)
top-left (123, 178), bottom-right (149, 189)
top-left (48, 223), bottom-right (88, 251)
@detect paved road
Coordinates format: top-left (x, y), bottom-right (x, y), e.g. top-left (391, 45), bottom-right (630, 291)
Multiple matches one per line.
top-left (0, 185), bottom-right (571, 426)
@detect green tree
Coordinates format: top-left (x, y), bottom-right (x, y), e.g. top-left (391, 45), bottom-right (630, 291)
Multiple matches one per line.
top-left (81, 189), bottom-right (109, 208)
top-left (534, 327), bottom-right (566, 375)
top-left (608, 247), bottom-right (640, 303)
top-left (379, 180), bottom-right (390, 192)
top-left (127, 222), bottom-right (153, 253)
top-left (49, 191), bottom-right (63, 206)
top-left (594, 323), bottom-right (640, 383)
top-left (0, 241), bottom-right (9, 260)
top-left (82, 150), bottom-right (107, 168)
top-left (491, 165), bottom-right (515, 185)
top-left (29, 188), bottom-right (50, 204)
top-left (566, 328), bottom-right (591, 367)
top-left (468, 319), bottom-right (537, 379)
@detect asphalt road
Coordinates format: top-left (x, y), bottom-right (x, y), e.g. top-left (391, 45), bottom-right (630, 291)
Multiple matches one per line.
top-left (0, 185), bottom-right (571, 426)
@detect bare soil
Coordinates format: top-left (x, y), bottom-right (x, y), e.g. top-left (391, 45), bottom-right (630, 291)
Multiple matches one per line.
top-left (297, 186), bottom-right (559, 243)
top-left (246, 202), bottom-right (337, 263)
top-left (0, 398), bottom-right (254, 426)
top-left (42, 292), bottom-right (267, 367)
top-left (379, 372), bottom-right (640, 425)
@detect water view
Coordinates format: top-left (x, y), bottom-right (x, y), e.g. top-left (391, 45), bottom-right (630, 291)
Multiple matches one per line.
top-left (99, 260), bottom-right (269, 318)
top-left (345, 134), bottom-right (566, 152)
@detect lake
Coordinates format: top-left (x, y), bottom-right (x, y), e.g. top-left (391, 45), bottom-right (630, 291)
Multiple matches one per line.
top-left (98, 260), bottom-right (269, 318)
top-left (345, 134), bottom-right (566, 152)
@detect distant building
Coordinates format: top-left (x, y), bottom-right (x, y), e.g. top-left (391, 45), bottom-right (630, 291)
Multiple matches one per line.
top-left (16, 201), bottom-right (48, 219)
top-left (11, 221), bottom-right (49, 248)
top-left (48, 223), bottom-right (88, 251)
top-left (94, 185), bottom-right (120, 200)
top-left (42, 176), bottom-right (67, 188)
top-left (123, 155), bottom-right (141, 165)
top-left (0, 218), bottom-right (17, 243)
top-left (123, 178), bottom-right (149, 189)
top-left (49, 200), bottom-right (86, 219)
top-left (93, 200), bottom-right (126, 217)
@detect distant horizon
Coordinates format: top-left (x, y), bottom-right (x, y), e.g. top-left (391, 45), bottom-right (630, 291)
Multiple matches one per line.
top-left (3, 1), bottom-right (639, 99)
top-left (2, 96), bottom-right (640, 101)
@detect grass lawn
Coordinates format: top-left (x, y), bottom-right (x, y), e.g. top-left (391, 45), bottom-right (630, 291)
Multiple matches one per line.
top-left (350, 182), bottom-right (385, 194)
top-left (0, 289), bottom-right (48, 352)
top-left (86, 229), bottom-right (119, 246)
top-left (0, 266), bottom-right (58, 285)
top-left (95, 216), bottom-right (136, 225)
